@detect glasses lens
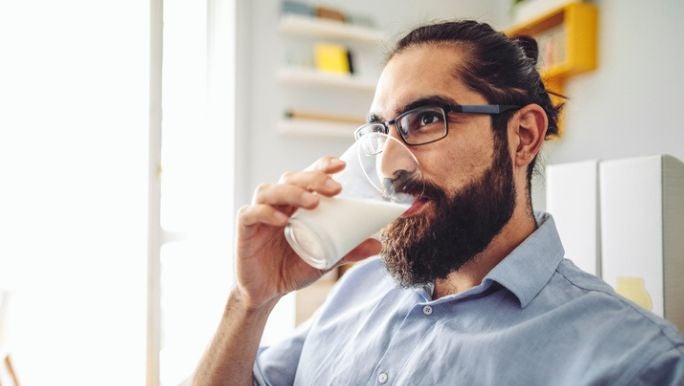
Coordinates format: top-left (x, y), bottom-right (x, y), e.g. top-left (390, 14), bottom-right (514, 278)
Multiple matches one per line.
top-left (355, 124), bottom-right (386, 155)
top-left (354, 123), bottom-right (385, 139)
top-left (359, 132), bottom-right (386, 156)
top-left (397, 106), bottom-right (447, 145)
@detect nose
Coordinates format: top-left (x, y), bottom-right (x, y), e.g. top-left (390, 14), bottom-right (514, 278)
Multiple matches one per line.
top-left (378, 134), bottom-right (417, 182)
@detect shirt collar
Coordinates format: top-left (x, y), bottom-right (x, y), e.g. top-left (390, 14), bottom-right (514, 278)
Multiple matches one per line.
top-left (483, 212), bottom-right (565, 308)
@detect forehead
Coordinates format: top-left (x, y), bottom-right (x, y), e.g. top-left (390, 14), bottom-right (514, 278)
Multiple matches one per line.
top-left (371, 43), bottom-right (486, 118)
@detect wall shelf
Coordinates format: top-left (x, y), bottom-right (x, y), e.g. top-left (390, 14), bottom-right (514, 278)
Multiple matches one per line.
top-left (277, 67), bottom-right (376, 91)
top-left (277, 118), bottom-right (357, 139)
top-left (506, 2), bottom-right (598, 137)
top-left (507, 2), bottom-right (597, 82)
top-left (279, 14), bottom-right (386, 43)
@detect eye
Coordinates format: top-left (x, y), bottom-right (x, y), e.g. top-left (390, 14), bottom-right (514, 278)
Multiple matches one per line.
top-left (418, 111), bottom-right (442, 126)
top-left (410, 110), bottom-right (444, 130)
top-left (396, 106), bottom-right (446, 141)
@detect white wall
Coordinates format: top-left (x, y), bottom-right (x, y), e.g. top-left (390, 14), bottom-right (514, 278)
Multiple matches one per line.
top-left (0, 2), bottom-right (148, 385)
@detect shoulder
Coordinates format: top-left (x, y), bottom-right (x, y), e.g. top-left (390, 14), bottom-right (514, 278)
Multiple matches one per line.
top-left (555, 259), bottom-right (681, 341)
top-left (525, 259), bottom-right (684, 384)
top-left (553, 259), bottom-right (683, 343)
top-left (543, 259), bottom-right (684, 381)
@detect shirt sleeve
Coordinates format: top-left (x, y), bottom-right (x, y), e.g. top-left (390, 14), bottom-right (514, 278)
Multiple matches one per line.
top-left (629, 347), bottom-right (684, 386)
top-left (252, 316), bottom-right (312, 386)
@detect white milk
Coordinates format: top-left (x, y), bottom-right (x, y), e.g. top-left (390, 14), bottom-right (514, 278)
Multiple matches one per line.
top-left (285, 196), bottom-right (409, 269)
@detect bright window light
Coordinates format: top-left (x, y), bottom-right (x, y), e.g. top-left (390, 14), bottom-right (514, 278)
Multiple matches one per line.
top-left (0, 1), bottom-right (148, 385)
top-left (0, 1), bottom-right (235, 385)
top-left (159, 0), bottom-right (235, 385)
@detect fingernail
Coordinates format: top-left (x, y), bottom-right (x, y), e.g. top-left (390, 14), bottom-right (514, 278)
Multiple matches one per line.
top-left (324, 179), bottom-right (340, 191)
top-left (329, 158), bottom-right (344, 166)
top-left (301, 192), bottom-right (318, 206)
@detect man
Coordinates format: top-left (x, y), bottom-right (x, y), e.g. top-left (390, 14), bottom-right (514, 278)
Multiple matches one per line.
top-left (193, 21), bottom-right (684, 385)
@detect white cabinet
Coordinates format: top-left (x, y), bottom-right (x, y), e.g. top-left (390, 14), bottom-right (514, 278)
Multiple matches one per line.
top-left (546, 160), bottom-right (600, 275)
top-left (546, 155), bottom-right (684, 331)
top-left (600, 155), bottom-right (684, 330)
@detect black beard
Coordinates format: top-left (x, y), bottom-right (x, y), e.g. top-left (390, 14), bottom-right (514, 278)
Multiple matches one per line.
top-left (380, 134), bottom-right (516, 288)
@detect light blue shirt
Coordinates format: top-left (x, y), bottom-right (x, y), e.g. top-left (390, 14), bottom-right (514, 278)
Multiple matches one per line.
top-left (254, 213), bottom-right (684, 385)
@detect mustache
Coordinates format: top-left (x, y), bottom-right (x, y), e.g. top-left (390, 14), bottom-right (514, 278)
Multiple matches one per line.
top-left (383, 169), bottom-right (445, 202)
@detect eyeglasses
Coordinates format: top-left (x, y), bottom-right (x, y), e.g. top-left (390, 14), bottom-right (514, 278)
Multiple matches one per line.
top-left (354, 103), bottom-right (520, 146)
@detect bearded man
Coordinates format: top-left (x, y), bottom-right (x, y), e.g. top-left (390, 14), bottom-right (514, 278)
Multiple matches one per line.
top-left (192, 20), bottom-right (684, 386)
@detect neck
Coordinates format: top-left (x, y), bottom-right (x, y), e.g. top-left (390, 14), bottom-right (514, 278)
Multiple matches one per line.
top-left (432, 203), bottom-right (537, 299)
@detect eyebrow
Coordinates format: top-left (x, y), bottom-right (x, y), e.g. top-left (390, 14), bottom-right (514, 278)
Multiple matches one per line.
top-left (367, 94), bottom-right (461, 123)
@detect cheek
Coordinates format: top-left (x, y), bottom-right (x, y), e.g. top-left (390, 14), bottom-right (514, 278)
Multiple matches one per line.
top-left (415, 133), bottom-right (494, 192)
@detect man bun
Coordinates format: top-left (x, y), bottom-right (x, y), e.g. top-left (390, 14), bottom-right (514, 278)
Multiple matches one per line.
top-left (513, 35), bottom-right (539, 66)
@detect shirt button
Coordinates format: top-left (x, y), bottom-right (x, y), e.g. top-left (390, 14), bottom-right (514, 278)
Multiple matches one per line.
top-left (378, 372), bottom-right (388, 384)
top-left (422, 305), bottom-right (433, 315)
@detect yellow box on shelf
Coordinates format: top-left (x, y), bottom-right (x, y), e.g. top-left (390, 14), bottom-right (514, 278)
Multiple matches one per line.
top-left (314, 43), bottom-right (351, 74)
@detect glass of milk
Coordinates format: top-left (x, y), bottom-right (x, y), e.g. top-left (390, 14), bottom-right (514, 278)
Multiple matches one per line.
top-left (284, 132), bottom-right (422, 269)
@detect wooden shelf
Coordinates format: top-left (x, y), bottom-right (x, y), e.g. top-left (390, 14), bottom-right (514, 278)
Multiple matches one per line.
top-left (277, 67), bottom-right (376, 91)
top-left (277, 118), bottom-right (357, 139)
top-left (507, 2), bottom-right (598, 80)
top-left (279, 14), bottom-right (386, 43)
top-left (507, 2), bottom-right (598, 137)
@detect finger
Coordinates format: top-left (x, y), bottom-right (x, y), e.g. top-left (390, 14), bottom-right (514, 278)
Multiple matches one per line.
top-left (337, 238), bottom-right (382, 266)
top-left (306, 156), bottom-right (346, 174)
top-left (252, 183), bottom-right (320, 209)
top-left (238, 204), bottom-right (289, 227)
top-left (279, 170), bottom-right (342, 196)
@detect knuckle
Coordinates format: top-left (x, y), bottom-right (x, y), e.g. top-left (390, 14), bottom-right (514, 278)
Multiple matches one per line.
top-left (255, 183), bottom-right (272, 195)
top-left (258, 205), bottom-right (272, 215)
top-left (237, 204), bottom-right (251, 219)
top-left (278, 170), bottom-right (295, 183)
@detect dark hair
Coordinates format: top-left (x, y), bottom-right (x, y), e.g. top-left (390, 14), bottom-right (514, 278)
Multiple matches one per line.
top-left (388, 20), bottom-right (562, 197)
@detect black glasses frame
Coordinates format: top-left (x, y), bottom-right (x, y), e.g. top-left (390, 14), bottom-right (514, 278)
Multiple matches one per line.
top-left (354, 103), bottom-right (520, 146)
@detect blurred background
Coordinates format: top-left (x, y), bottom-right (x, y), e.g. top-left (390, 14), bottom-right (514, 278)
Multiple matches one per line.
top-left (0, 0), bottom-right (682, 385)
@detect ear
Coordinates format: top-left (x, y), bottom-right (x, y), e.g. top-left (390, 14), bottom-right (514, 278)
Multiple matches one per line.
top-left (511, 104), bottom-right (548, 169)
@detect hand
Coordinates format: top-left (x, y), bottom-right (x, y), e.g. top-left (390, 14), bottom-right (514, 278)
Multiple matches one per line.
top-left (234, 156), bottom-right (382, 311)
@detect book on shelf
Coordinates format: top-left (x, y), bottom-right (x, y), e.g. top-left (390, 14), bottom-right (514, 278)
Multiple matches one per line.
top-left (281, 0), bottom-right (313, 17)
top-left (314, 5), bottom-right (346, 22)
top-left (284, 109), bottom-right (365, 125)
top-left (281, 1), bottom-right (376, 27)
top-left (281, 1), bottom-right (348, 22)
top-left (314, 43), bottom-right (353, 75)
